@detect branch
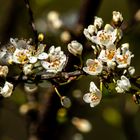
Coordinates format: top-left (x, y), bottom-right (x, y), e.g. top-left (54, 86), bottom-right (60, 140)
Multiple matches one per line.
top-left (7, 70), bottom-right (85, 84)
top-left (24, 0), bottom-right (38, 47)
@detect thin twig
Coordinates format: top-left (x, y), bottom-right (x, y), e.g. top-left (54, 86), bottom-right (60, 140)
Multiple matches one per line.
top-left (24, 0), bottom-right (38, 47)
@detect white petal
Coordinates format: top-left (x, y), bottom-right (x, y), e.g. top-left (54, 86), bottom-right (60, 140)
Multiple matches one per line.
top-left (86, 59), bottom-right (94, 66)
top-left (29, 56), bottom-right (37, 64)
top-left (115, 86), bottom-right (124, 93)
top-left (38, 52), bottom-right (48, 60)
top-left (83, 93), bottom-right (91, 103)
top-left (89, 82), bottom-right (97, 92)
top-left (98, 50), bottom-right (106, 61)
top-left (41, 61), bottom-right (50, 69)
top-left (90, 100), bottom-right (100, 107)
top-left (55, 47), bottom-right (61, 52)
top-left (49, 46), bottom-right (55, 54)
top-left (104, 24), bottom-right (114, 32)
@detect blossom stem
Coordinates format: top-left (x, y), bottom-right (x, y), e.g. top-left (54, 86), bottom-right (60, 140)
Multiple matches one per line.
top-left (100, 79), bottom-right (103, 92)
top-left (79, 55), bottom-right (83, 68)
top-left (54, 87), bottom-right (62, 98)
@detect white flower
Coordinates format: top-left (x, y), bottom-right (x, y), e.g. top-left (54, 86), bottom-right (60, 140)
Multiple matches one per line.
top-left (94, 16), bottom-right (103, 29)
top-left (98, 44), bottom-right (117, 69)
top-left (91, 24), bottom-right (117, 47)
top-left (40, 46), bottom-right (67, 73)
top-left (68, 40), bottom-right (83, 56)
top-left (0, 65), bottom-right (8, 77)
top-left (23, 64), bottom-right (33, 75)
top-left (83, 81), bottom-right (102, 107)
top-left (13, 48), bottom-right (32, 64)
top-left (112, 11), bottom-right (123, 23)
top-left (115, 75), bottom-right (131, 93)
top-left (83, 25), bottom-right (97, 41)
top-left (0, 81), bottom-right (13, 97)
top-left (83, 59), bottom-right (103, 75)
top-left (116, 43), bottom-right (134, 68)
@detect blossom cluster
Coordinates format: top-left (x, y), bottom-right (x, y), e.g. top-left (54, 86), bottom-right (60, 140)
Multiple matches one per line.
top-left (0, 38), bottom-right (67, 97)
top-left (82, 11), bottom-right (135, 107)
top-left (0, 11), bottom-right (137, 109)
top-left (0, 38), bottom-right (67, 74)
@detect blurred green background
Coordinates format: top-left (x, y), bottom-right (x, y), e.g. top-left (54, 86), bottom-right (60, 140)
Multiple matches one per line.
top-left (0, 0), bottom-right (140, 140)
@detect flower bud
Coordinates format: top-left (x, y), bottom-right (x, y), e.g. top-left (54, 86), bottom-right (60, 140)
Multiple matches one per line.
top-left (0, 81), bottom-right (13, 97)
top-left (128, 66), bottom-right (135, 76)
top-left (68, 40), bottom-right (83, 56)
top-left (60, 96), bottom-right (71, 108)
top-left (94, 16), bottom-right (103, 29)
top-left (0, 65), bottom-right (8, 77)
top-left (38, 33), bottom-right (44, 42)
top-left (23, 64), bottom-right (33, 75)
top-left (112, 11), bottom-right (123, 25)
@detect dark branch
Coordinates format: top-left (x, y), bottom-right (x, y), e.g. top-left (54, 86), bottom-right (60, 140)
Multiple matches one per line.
top-left (24, 0), bottom-right (38, 47)
top-left (7, 70), bottom-right (85, 84)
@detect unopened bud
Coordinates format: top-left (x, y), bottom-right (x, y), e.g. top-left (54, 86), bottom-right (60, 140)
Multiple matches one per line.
top-left (94, 16), bottom-right (103, 29)
top-left (0, 65), bottom-right (8, 77)
top-left (23, 64), bottom-right (33, 75)
top-left (68, 40), bottom-right (83, 56)
top-left (128, 66), bottom-right (135, 76)
top-left (38, 33), bottom-right (44, 42)
top-left (61, 96), bottom-right (71, 108)
top-left (112, 11), bottom-right (123, 25)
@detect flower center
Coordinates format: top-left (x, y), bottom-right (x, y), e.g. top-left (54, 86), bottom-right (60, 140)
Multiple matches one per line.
top-left (98, 31), bottom-right (112, 43)
top-left (50, 59), bottom-right (60, 68)
top-left (106, 50), bottom-right (115, 60)
top-left (17, 52), bottom-right (28, 63)
top-left (89, 62), bottom-right (98, 72)
top-left (117, 54), bottom-right (129, 64)
top-left (91, 93), bottom-right (99, 101)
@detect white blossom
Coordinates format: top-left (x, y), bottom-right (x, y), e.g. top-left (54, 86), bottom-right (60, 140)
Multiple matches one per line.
top-left (94, 16), bottom-right (103, 29)
top-left (83, 59), bottom-right (103, 75)
top-left (0, 81), bottom-right (13, 97)
top-left (13, 48), bottom-right (32, 64)
top-left (40, 46), bottom-right (67, 73)
top-left (83, 25), bottom-right (97, 41)
top-left (83, 81), bottom-right (102, 107)
top-left (67, 40), bottom-right (83, 56)
top-left (116, 43), bottom-right (134, 68)
top-left (98, 44), bottom-right (116, 69)
top-left (115, 75), bottom-right (131, 93)
top-left (112, 11), bottom-right (123, 23)
top-left (91, 24), bottom-right (117, 47)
